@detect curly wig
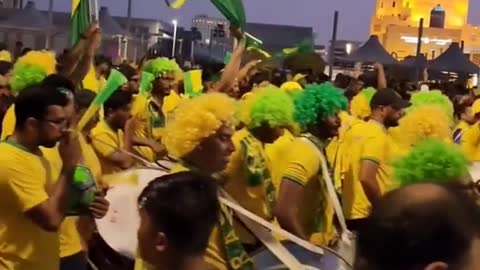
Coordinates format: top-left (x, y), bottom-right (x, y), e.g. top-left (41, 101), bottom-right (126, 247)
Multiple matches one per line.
top-left (396, 105), bottom-right (452, 148)
top-left (163, 93), bottom-right (236, 159)
top-left (294, 83), bottom-right (348, 130)
top-left (349, 87), bottom-right (376, 120)
top-left (238, 86), bottom-right (296, 130)
top-left (10, 64), bottom-right (48, 93)
top-left (393, 139), bottom-right (469, 186)
top-left (409, 90), bottom-right (454, 122)
top-left (280, 81), bottom-right (303, 92)
top-left (143, 57), bottom-right (182, 78)
top-left (0, 50), bottom-right (12, 63)
top-left (16, 51), bottom-right (57, 76)
top-left (11, 51), bottom-right (57, 93)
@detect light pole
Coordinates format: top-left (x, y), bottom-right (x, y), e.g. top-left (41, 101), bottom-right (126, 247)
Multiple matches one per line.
top-left (171, 19), bottom-right (178, 58)
top-left (46, 0), bottom-right (54, 49)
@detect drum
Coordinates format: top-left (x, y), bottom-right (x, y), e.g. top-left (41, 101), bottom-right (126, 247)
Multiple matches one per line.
top-left (251, 241), bottom-right (352, 270)
top-left (95, 168), bottom-right (169, 259)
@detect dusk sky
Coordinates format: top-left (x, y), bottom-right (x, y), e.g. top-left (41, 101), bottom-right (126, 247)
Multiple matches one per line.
top-left (34, 0), bottom-right (480, 44)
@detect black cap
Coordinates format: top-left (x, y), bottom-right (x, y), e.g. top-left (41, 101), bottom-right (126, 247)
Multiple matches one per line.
top-left (370, 88), bottom-right (411, 110)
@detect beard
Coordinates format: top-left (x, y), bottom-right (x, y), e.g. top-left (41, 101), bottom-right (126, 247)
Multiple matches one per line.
top-left (384, 118), bottom-right (399, 128)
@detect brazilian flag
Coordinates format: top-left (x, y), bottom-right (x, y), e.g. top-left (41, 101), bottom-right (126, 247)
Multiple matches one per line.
top-left (71, 0), bottom-right (91, 46)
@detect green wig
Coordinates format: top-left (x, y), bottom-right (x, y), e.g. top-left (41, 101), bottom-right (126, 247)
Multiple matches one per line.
top-left (408, 90), bottom-right (454, 122)
top-left (239, 86), bottom-right (295, 129)
top-left (393, 139), bottom-right (469, 186)
top-left (10, 63), bottom-right (48, 93)
top-left (294, 83), bottom-right (348, 130)
top-left (143, 57), bottom-right (182, 78)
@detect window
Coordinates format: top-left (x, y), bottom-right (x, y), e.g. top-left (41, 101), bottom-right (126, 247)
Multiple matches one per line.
top-left (380, 1), bottom-right (383, 8)
top-left (393, 1), bottom-right (396, 7)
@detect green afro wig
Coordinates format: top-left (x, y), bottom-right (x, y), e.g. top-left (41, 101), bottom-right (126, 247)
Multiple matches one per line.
top-left (393, 139), bottom-right (469, 186)
top-left (143, 57), bottom-right (182, 78)
top-left (294, 83), bottom-right (348, 130)
top-left (239, 86), bottom-right (295, 129)
top-left (10, 63), bottom-right (48, 93)
top-left (349, 87), bottom-right (376, 120)
top-left (409, 90), bottom-right (454, 122)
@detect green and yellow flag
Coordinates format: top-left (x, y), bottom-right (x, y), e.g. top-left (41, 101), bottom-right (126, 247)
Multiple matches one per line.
top-left (71, 0), bottom-right (91, 46)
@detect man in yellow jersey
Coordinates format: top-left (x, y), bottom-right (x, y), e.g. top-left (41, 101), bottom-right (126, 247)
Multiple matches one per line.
top-left (224, 86), bottom-right (295, 249)
top-left (161, 93), bottom-right (257, 270)
top-left (274, 84), bottom-right (348, 246)
top-left (0, 85), bottom-right (78, 270)
top-left (137, 172), bottom-right (220, 270)
top-left (130, 57), bottom-right (178, 162)
top-left (91, 91), bottom-right (138, 174)
top-left (42, 88), bottom-right (110, 270)
top-left (459, 98), bottom-right (480, 162)
top-left (343, 89), bottom-right (409, 231)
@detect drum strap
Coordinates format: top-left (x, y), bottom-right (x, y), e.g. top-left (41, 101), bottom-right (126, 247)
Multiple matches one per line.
top-left (300, 137), bottom-right (355, 265)
top-left (220, 190), bottom-right (321, 269)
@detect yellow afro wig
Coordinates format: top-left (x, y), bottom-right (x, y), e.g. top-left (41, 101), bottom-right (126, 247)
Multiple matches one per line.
top-left (0, 50), bottom-right (12, 63)
top-left (163, 93), bottom-right (236, 159)
top-left (350, 87), bottom-right (376, 120)
top-left (16, 51), bottom-right (57, 75)
top-left (397, 105), bottom-right (452, 148)
top-left (10, 51), bottom-right (57, 93)
top-left (280, 81), bottom-right (303, 92)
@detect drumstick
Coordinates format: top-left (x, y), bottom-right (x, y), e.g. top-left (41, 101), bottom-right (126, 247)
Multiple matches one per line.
top-left (90, 137), bottom-right (160, 168)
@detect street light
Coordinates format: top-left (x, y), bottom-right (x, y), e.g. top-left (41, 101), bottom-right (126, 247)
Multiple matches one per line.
top-left (172, 19), bottom-right (178, 58)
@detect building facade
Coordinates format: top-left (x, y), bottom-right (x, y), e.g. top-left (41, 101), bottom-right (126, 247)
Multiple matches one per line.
top-left (371, 0), bottom-right (480, 61)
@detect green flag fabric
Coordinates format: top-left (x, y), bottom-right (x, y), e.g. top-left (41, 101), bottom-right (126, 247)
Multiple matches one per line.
top-left (210, 0), bottom-right (246, 29)
top-left (71, 0), bottom-right (91, 46)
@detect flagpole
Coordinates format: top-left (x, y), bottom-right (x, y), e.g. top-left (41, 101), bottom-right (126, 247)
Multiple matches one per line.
top-left (93, 0), bottom-right (99, 21)
top-left (46, 0), bottom-right (54, 49)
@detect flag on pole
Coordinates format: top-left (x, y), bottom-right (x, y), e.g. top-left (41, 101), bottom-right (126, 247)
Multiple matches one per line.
top-left (71, 0), bottom-right (91, 46)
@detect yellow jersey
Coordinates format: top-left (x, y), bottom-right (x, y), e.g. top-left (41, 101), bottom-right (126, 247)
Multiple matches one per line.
top-left (91, 120), bottom-right (125, 174)
top-left (42, 133), bottom-right (103, 258)
top-left (458, 122), bottom-right (480, 162)
top-left (1, 104), bottom-right (14, 141)
top-left (265, 129), bottom-right (295, 192)
top-left (224, 128), bottom-right (276, 245)
top-left (343, 120), bottom-right (399, 220)
top-left (282, 136), bottom-right (336, 246)
top-left (0, 142), bottom-right (59, 270)
top-left (326, 111), bottom-right (363, 191)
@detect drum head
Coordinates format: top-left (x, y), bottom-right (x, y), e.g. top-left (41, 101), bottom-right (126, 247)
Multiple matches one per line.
top-left (96, 168), bottom-right (168, 259)
top-left (251, 242), bottom-right (352, 270)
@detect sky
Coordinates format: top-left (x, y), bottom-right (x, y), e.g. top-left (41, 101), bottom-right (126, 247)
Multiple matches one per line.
top-left (34, 0), bottom-right (480, 44)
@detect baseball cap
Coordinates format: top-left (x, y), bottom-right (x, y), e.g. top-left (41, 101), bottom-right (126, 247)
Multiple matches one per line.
top-left (370, 88), bottom-right (410, 110)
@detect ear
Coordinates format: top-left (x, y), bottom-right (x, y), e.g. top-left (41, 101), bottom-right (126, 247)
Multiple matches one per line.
top-left (154, 232), bottom-right (168, 253)
top-left (25, 117), bottom-right (39, 129)
top-left (424, 262), bottom-right (448, 270)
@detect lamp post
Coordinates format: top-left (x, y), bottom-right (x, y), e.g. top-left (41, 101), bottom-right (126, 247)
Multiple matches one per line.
top-left (171, 19), bottom-right (178, 58)
top-left (45, 0), bottom-right (54, 49)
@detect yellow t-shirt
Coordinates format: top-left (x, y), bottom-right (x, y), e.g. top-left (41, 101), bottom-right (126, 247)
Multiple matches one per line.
top-left (42, 134), bottom-right (103, 258)
top-left (91, 120), bottom-right (125, 174)
top-left (282, 137), bottom-right (336, 246)
top-left (265, 129), bottom-right (295, 192)
top-left (326, 111), bottom-right (363, 191)
top-left (342, 120), bottom-right (399, 220)
top-left (135, 164), bottom-right (228, 270)
top-left (131, 95), bottom-right (160, 162)
top-left (458, 122), bottom-right (480, 162)
top-left (0, 142), bottom-right (59, 270)
top-left (1, 104), bottom-right (15, 141)
top-left (224, 128), bottom-right (275, 245)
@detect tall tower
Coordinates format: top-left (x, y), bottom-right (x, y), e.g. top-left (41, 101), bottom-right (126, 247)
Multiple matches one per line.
top-left (406, 0), bottom-right (469, 28)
